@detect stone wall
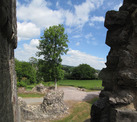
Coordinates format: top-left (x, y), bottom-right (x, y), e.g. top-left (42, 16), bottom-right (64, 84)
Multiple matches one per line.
top-left (0, 0), bottom-right (18, 122)
top-left (91, 0), bottom-right (137, 122)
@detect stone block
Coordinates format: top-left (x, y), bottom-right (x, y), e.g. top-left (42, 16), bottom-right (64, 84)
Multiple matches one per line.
top-left (91, 97), bottom-right (110, 122)
top-left (105, 11), bottom-right (129, 29)
top-left (118, 70), bottom-right (137, 87)
top-left (106, 55), bottom-right (119, 69)
top-left (106, 27), bottom-right (130, 47)
top-left (99, 68), bottom-right (115, 81)
top-left (110, 108), bottom-right (137, 122)
top-left (124, 0), bottom-right (137, 5)
top-left (0, 7), bottom-right (7, 28)
top-left (118, 50), bottom-right (134, 68)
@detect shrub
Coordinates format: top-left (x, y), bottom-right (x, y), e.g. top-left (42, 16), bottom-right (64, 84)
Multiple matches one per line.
top-left (17, 81), bottom-right (27, 87)
top-left (71, 64), bottom-right (96, 80)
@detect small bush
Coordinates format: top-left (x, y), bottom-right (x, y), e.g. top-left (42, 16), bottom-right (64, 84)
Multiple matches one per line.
top-left (17, 81), bottom-right (27, 87)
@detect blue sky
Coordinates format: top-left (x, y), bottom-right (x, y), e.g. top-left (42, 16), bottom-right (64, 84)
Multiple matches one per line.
top-left (15, 0), bottom-right (123, 69)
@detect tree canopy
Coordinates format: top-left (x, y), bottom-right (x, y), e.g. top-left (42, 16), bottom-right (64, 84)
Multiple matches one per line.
top-left (36, 24), bottom-right (69, 83)
top-left (15, 59), bottom-right (37, 85)
top-left (71, 64), bottom-right (96, 80)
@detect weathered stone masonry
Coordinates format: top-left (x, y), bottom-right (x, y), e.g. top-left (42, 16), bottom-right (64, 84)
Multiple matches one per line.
top-left (91, 0), bottom-right (137, 122)
top-left (0, 0), bottom-right (18, 122)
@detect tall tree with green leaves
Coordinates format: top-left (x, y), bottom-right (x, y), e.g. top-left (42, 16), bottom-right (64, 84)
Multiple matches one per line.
top-left (36, 24), bottom-right (69, 89)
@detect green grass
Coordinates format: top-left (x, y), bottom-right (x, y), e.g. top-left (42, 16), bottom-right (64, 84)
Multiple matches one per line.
top-left (20, 80), bottom-right (103, 93)
top-left (25, 84), bottom-right (36, 90)
top-left (59, 80), bottom-right (103, 90)
top-left (51, 98), bottom-right (98, 122)
top-left (43, 80), bottom-right (103, 90)
top-left (18, 93), bottom-right (45, 98)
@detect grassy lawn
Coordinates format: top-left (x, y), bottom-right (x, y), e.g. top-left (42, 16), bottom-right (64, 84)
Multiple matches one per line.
top-left (43, 80), bottom-right (103, 90)
top-left (51, 97), bottom-right (98, 122)
top-left (18, 93), bottom-right (45, 98)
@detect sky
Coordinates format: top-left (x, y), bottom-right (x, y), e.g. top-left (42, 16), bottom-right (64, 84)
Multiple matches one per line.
top-left (15, 0), bottom-right (123, 70)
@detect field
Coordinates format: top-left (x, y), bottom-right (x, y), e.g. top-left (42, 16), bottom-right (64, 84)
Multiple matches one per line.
top-left (43, 80), bottom-right (103, 90)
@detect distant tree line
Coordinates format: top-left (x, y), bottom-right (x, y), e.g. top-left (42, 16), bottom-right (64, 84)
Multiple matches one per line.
top-left (62, 64), bottom-right (99, 80)
top-left (15, 57), bottom-right (99, 87)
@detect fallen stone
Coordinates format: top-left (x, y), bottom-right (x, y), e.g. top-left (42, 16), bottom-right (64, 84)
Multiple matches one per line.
top-left (32, 83), bottom-right (47, 93)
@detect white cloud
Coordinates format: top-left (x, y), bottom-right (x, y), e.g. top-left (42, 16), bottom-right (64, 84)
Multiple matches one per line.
top-left (17, 0), bottom-right (104, 32)
top-left (106, 1), bottom-right (123, 11)
top-left (65, 0), bottom-right (104, 28)
top-left (73, 35), bottom-right (81, 38)
top-left (74, 0), bottom-right (95, 24)
top-left (89, 23), bottom-right (94, 26)
top-left (17, 0), bottom-right (64, 28)
top-left (85, 33), bottom-right (96, 44)
top-left (17, 22), bottom-right (40, 41)
top-left (85, 33), bottom-right (93, 39)
top-left (95, 0), bottom-right (104, 8)
top-left (62, 49), bottom-right (106, 69)
top-left (76, 42), bottom-right (80, 46)
top-left (15, 39), bottom-right (39, 61)
top-left (90, 16), bottom-right (105, 22)
top-left (89, 16), bottom-right (104, 27)
top-left (23, 39), bottom-right (39, 53)
top-left (114, 2), bottom-right (122, 11)
top-left (30, 39), bottom-right (39, 46)
top-left (65, 10), bottom-right (76, 26)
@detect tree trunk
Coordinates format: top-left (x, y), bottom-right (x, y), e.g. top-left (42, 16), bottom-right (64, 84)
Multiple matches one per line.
top-left (55, 78), bottom-right (57, 90)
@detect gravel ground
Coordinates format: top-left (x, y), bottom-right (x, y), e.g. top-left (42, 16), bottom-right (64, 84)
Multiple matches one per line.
top-left (23, 86), bottom-right (100, 105)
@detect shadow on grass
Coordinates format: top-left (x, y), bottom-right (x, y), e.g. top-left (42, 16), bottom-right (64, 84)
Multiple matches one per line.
top-left (86, 97), bottom-right (99, 105)
top-left (82, 92), bottom-right (99, 102)
top-left (84, 97), bottom-right (98, 122)
top-left (89, 87), bottom-right (103, 91)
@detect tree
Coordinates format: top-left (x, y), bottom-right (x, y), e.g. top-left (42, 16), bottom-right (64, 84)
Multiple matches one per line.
top-left (71, 64), bottom-right (96, 80)
top-left (29, 57), bottom-right (38, 68)
top-left (15, 59), bottom-right (37, 84)
top-left (36, 24), bottom-right (69, 89)
top-left (62, 65), bottom-right (74, 79)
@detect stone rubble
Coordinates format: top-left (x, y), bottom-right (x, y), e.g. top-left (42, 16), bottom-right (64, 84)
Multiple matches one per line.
top-left (18, 90), bottom-right (68, 121)
top-left (32, 83), bottom-right (47, 94)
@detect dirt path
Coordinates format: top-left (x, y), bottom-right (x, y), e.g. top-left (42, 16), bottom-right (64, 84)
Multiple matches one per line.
top-left (23, 86), bottom-right (100, 105)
